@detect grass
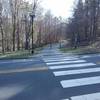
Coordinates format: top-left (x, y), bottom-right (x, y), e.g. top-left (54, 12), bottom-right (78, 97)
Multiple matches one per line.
top-left (35, 46), bottom-right (44, 54)
top-left (0, 47), bottom-right (44, 60)
top-left (60, 48), bottom-right (81, 53)
top-left (60, 40), bottom-right (100, 55)
top-left (60, 46), bottom-right (100, 55)
top-left (0, 50), bottom-right (31, 60)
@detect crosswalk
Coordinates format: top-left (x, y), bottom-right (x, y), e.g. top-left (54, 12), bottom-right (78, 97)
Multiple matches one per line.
top-left (63, 92), bottom-right (100, 100)
top-left (43, 52), bottom-right (100, 100)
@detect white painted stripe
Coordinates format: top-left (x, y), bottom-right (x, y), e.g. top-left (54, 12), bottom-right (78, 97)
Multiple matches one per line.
top-left (46, 55), bottom-right (78, 57)
top-left (71, 92), bottom-right (100, 100)
top-left (47, 60), bottom-right (86, 65)
top-left (44, 58), bottom-right (79, 62)
top-left (81, 55), bottom-right (92, 58)
top-left (43, 55), bottom-right (78, 59)
top-left (81, 54), bottom-right (100, 58)
top-left (61, 76), bottom-right (100, 88)
top-left (43, 57), bottom-right (78, 61)
top-left (50, 63), bottom-right (96, 69)
top-left (49, 57), bottom-right (77, 60)
top-left (54, 67), bottom-right (100, 76)
top-left (44, 59), bottom-right (79, 63)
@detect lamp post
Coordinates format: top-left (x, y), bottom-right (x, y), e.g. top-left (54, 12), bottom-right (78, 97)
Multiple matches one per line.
top-left (30, 11), bottom-right (35, 54)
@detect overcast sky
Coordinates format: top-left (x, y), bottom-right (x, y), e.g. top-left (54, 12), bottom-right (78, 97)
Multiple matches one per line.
top-left (26, 0), bottom-right (75, 18)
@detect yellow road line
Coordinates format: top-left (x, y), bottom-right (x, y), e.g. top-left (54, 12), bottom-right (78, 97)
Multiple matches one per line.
top-left (0, 67), bottom-right (48, 74)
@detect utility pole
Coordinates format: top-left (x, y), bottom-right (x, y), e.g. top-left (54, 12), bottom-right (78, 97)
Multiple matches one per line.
top-left (30, 9), bottom-right (35, 54)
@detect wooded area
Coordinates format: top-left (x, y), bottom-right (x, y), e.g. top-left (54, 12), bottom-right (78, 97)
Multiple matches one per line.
top-left (66, 0), bottom-right (100, 48)
top-left (0, 0), bottom-right (66, 54)
top-left (1, 0), bottom-right (100, 54)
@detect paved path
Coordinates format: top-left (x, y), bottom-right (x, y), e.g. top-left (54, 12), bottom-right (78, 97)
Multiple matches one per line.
top-left (1, 45), bottom-right (100, 100)
top-left (42, 46), bottom-right (100, 100)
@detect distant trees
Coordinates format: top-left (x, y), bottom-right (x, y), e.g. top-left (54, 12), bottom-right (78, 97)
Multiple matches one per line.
top-left (9, 0), bottom-right (31, 51)
top-left (40, 11), bottom-right (66, 45)
top-left (0, 0), bottom-right (66, 53)
top-left (0, 0), bottom-right (4, 53)
top-left (9, 0), bottom-right (16, 51)
top-left (66, 0), bottom-right (100, 48)
top-left (34, 10), bottom-right (66, 46)
top-left (0, 0), bottom-right (34, 53)
top-left (0, 0), bottom-right (35, 53)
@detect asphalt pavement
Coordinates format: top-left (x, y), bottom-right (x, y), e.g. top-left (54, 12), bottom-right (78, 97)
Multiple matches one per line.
top-left (0, 45), bottom-right (100, 100)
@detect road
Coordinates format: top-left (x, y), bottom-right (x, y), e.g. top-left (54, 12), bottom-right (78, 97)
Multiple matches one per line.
top-left (0, 45), bottom-right (100, 100)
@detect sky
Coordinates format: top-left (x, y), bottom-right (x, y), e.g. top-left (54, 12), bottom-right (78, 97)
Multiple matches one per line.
top-left (26, 0), bottom-right (75, 18)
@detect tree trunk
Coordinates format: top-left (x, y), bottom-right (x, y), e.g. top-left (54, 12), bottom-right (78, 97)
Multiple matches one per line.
top-left (0, 24), bottom-right (4, 54)
top-left (17, 21), bottom-right (20, 50)
top-left (12, 15), bottom-right (16, 51)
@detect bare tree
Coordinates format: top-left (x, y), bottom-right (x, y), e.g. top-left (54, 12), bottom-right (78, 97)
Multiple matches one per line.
top-left (0, 0), bottom-right (4, 53)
